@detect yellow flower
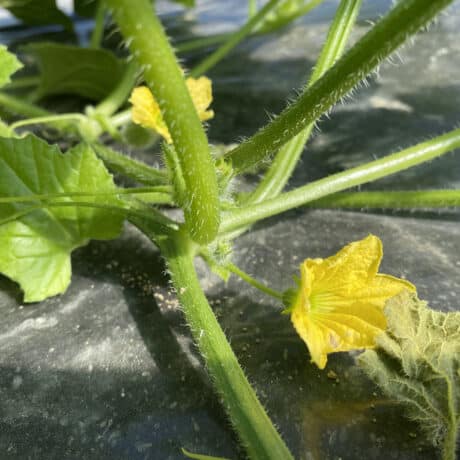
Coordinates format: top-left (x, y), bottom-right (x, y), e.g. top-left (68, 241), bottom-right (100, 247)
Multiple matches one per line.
top-left (129, 76), bottom-right (214, 143)
top-left (289, 235), bottom-right (415, 369)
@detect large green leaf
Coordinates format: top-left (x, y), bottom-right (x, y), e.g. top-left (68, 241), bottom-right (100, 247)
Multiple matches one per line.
top-left (0, 45), bottom-right (22, 88)
top-left (0, 135), bottom-right (124, 302)
top-left (360, 291), bottom-right (460, 456)
top-left (21, 42), bottom-right (124, 101)
top-left (0, 0), bottom-right (73, 31)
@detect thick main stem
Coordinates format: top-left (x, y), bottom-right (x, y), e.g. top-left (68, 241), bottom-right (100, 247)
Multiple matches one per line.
top-left (106, 0), bottom-right (220, 244)
top-left (154, 232), bottom-right (295, 460)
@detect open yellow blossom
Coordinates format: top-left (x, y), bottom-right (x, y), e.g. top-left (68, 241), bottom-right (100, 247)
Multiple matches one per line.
top-left (289, 235), bottom-right (415, 369)
top-left (129, 76), bottom-right (214, 143)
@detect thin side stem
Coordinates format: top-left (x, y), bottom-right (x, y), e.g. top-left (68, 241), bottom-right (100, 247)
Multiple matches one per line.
top-left (175, 34), bottom-right (230, 54)
top-left (10, 113), bottom-right (87, 131)
top-left (90, 2), bottom-right (106, 48)
top-left (0, 91), bottom-right (51, 118)
top-left (221, 127), bottom-right (460, 233)
top-left (110, 108), bottom-right (131, 127)
top-left (92, 143), bottom-right (168, 186)
top-left (257, 0), bottom-right (325, 34)
top-left (0, 200), bottom-right (177, 235)
top-left (95, 60), bottom-right (139, 116)
top-left (225, 0), bottom-right (454, 173)
top-left (248, 0), bottom-right (257, 18)
top-left (248, 0), bottom-right (362, 204)
top-left (106, 0), bottom-right (220, 244)
top-left (154, 231), bottom-right (295, 460)
top-left (307, 190), bottom-right (460, 208)
top-left (0, 186), bottom-right (172, 204)
top-left (226, 262), bottom-right (283, 300)
top-left (5, 75), bottom-right (40, 90)
top-left (189, 0), bottom-right (283, 78)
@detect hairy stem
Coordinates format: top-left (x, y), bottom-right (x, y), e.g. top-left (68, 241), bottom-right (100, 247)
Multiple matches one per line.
top-left (89, 2), bottom-right (106, 48)
top-left (221, 127), bottom-right (460, 233)
top-left (226, 262), bottom-right (283, 300)
top-left (0, 91), bottom-right (50, 118)
top-left (92, 143), bottom-right (168, 186)
top-left (248, 0), bottom-right (362, 204)
top-left (152, 231), bottom-right (295, 460)
top-left (106, 0), bottom-right (220, 244)
top-left (225, 0), bottom-right (453, 173)
top-left (307, 190), bottom-right (460, 208)
top-left (0, 186), bottom-right (172, 204)
top-left (95, 60), bottom-right (139, 116)
top-left (190, 0), bottom-right (283, 78)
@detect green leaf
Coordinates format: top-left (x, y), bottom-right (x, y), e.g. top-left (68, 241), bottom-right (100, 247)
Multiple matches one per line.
top-left (181, 448), bottom-right (230, 460)
top-left (0, 45), bottom-right (22, 88)
top-left (21, 43), bottom-right (124, 102)
top-left (0, 0), bottom-right (73, 31)
top-left (0, 135), bottom-right (124, 302)
top-left (359, 291), bottom-right (460, 459)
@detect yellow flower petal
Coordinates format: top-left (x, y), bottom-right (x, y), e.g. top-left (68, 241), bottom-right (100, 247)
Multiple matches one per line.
top-left (186, 76), bottom-right (214, 121)
top-left (305, 234), bottom-right (383, 295)
top-left (129, 86), bottom-right (172, 143)
top-left (290, 234), bottom-right (416, 369)
top-left (129, 77), bottom-right (214, 143)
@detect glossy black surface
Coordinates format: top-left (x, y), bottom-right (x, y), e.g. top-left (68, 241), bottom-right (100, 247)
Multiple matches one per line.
top-left (0, 1), bottom-right (459, 459)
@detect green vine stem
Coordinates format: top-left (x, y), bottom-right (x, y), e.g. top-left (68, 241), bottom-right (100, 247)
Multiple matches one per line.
top-left (95, 60), bottom-right (139, 117)
top-left (189, 0), bottom-right (283, 78)
top-left (248, 0), bottom-right (362, 204)
top-left (225, 0), bottom-right (453, 174)
top-left (145, 229), bottom-right (295, 460)
top-left (10, 113), bottom-right (87, 131)
top-left (4, 75), bottom-right (40, 90)
top-left (89, 2), bottom-right (106, 49)
top-left (226, 262), bottom-right (283, 300)
top-left (307, 190), bottom-right (460, 208)
top-left (92, 143), bottom-right (168, 186)
top-left (106, 0), bottom-right (220, 244)
top-left (0, 91), bottom-right (51, 118)
top-left (0, 185), bottom-right (172, 204)
top-left (221, 127), bottom-right (460, 234)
